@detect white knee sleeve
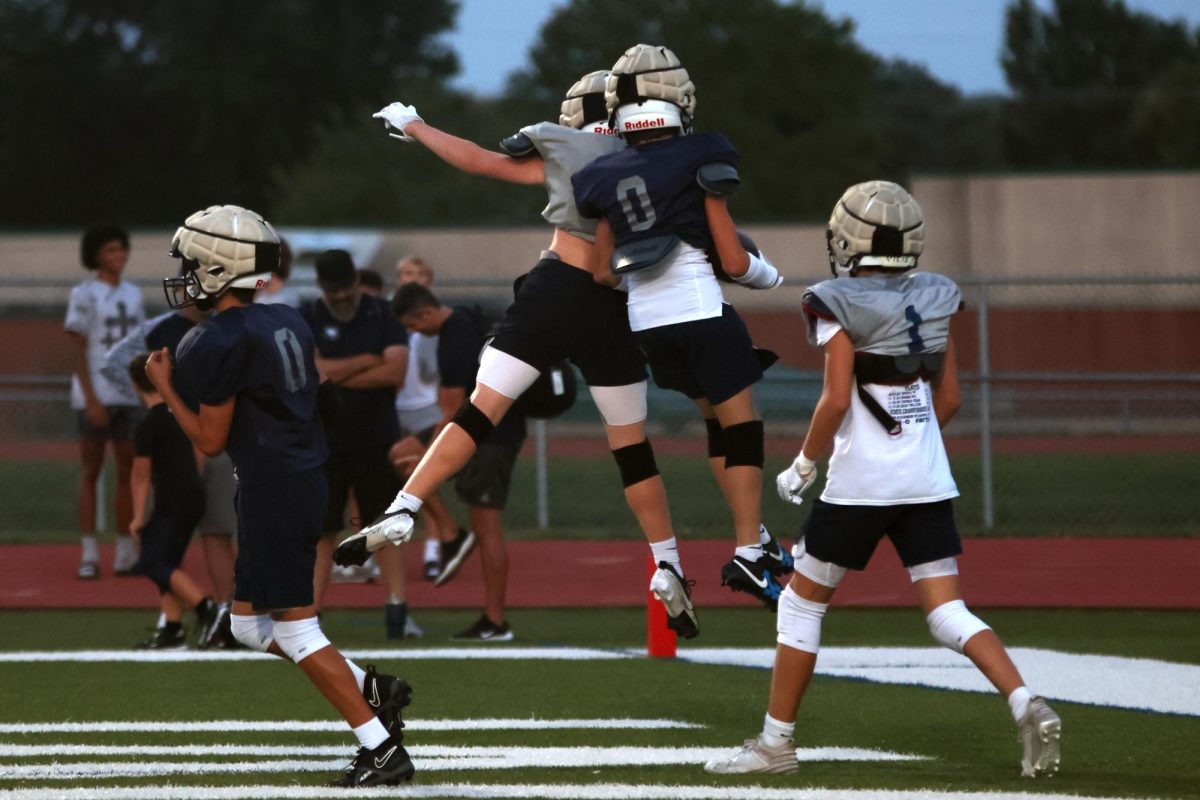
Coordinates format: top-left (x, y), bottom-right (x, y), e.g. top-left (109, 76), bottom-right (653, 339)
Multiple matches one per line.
top-left (272, 617), bottom-right (332, 663)
top-left (776, 585), bottom-right (828, 654)
top-left (907, 557), bottom-right (959, 583)
top-left (926, 599), bottom-right (991, 654)
top-left (230, 613), bottom-right (274, 653)
top-left (589, 381), bottom-right (648, 426)
top-left (793, 538), bottom-right (847, 589)
top-left (477, 345), bottom-right (541, 399)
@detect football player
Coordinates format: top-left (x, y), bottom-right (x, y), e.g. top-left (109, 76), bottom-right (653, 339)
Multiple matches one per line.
top-left (337, 71), bottom-right (700, 639)
top-left (143, 205), bottom-right (415, 787)
top-left (571, 44), bottom-right (787, 612)
top-left (704, 181), bottom-right (1062, 778)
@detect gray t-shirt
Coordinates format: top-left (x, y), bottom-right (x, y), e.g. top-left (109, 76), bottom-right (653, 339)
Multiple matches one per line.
top-left (519, 122), bottom-right (624, 242)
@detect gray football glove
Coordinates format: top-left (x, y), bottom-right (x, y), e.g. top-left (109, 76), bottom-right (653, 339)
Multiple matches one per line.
top-left (372, 102), bottom-right (423, 142)
top-left (776, 453), bottom-right (818, 505)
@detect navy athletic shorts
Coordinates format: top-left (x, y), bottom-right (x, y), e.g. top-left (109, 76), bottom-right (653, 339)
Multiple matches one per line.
top-left (635, 303), bottom-right (763, 406)
top-left (234, 467), bottom-right (327, 610)
top-left (802, 498), bottom-right (962, 571)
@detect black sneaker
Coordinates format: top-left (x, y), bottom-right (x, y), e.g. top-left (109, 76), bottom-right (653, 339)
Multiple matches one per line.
top-left (384, 602), bottom-right (408, 641)
top-left (433, 528), bottom-right (477, 588)
top-left (422, 560), bottom-right (440, 581)
top-left (195, 599), bottom-right (222, 649)
top-left (720, 555), bottom-right (784, 611)
top-left (451, 614), bottom-right (514, 642)
top-left (649, 561), bottom-right (699, 639)
top-left (136, 624), bottom-right (186, 650)
top-left (363, 664), bottom-right (413, 734)
top-left (760, 525), bottom-right (794, 577)
top-left (328, 734), bottom-right (415, 787)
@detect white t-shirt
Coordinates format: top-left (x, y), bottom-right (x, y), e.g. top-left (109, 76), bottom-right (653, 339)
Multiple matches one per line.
top-left (624, 241), bottom-right (725, 331)
top-left (63, 278), bottom-right (144, 409)
top-left (394, 332), bottom-right (439, 411)
top-left (815, 318), bottom-right (958, 506)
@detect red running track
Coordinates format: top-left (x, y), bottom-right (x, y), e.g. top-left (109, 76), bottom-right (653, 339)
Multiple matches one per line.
top-left (1, 538), bottom-right (1197, 610)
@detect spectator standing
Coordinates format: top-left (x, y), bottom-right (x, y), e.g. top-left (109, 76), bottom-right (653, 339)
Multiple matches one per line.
top-left (65, 223), bottom-right (144, 579)
top-left (302, 250), bottom-right (414, 639)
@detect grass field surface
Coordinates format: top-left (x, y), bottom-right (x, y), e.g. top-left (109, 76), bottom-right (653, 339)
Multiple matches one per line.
top-left (0, 608), bottom-right (1197, 799)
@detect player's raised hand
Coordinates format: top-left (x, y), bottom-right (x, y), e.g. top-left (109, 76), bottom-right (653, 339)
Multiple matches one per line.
top-left (776, 453), bottom-right (818, 505)
top-left (372, 102), bottom-right (423, 142)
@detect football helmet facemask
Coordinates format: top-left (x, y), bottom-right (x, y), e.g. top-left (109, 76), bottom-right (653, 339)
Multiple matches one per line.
top-left (164, 205), bottom-right (281, 308)
top-left (605, 43), bottom-right (696, 136)
top-left (826, 181), bottom-right (924, 278)
top-left (560, 70), bottom-right (613, 134)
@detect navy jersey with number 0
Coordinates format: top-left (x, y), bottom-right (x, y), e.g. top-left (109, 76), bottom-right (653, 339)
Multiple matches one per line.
top-left (174, 303), bottom-right (328, 486)
top-left (572, 132), bottom-right (737, 250)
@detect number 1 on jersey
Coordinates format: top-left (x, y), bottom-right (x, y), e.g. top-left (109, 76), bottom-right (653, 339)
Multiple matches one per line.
top-left (273, 328), bottom-right (308, 392)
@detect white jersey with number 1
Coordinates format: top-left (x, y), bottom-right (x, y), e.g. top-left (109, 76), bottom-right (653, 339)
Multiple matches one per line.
top-left (63, 278), bottom-right (144, 409)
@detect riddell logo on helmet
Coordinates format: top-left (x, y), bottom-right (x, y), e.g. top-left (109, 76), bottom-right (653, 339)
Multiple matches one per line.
top-left (623, 117), bottom-right (666, 131)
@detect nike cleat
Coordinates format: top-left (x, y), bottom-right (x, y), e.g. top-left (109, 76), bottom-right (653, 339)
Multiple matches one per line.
top-left (333, 509), bottom-right (416, 567)
top-left (760, 524), bottom-right (794, 576)
top-left (1019, 697), bottom-right (1062, 777)
top-left (720, 555), bottom-right (784, 612)
top-left (329, 734), bottom-right (415, 787)
top-left (363, 665), bottom-right (412, 735)
top-left (649, 561), bottom-right (699, 639)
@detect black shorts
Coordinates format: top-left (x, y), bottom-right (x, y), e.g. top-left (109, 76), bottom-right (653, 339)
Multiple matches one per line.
top-left (322, 445), bottom-right (401, 533)
top-left (455, 441), bottom-right (521, 510)
top-left (76, 405), bottom-right (143, 442)
top-left (490, 258), bottom-right (647, 388)
top-left (234, 467), bottom-right (327, 611)
top-left (136, 509), bottom-right (203, 593)
top-left (802, 498), bottom-right (962, 571)
top-left (635, 303), bottom-right (763, 406)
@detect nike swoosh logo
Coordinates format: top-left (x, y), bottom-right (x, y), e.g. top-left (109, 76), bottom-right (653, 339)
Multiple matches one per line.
top-left (368, 681), bottom-right (381, 708)
top-left (734, 560), bottom-right (769, 590)
top-left (374, 745), bottom-right (396, 769)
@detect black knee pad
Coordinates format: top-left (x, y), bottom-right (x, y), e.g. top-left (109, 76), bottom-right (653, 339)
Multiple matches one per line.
top-left (722, 420), bottom-right (764, 468)
top-left (451, 402), bottom-right (495, 446)
top-left (704, 418), bottom-right (725, 458)
top-left (612, 439), bottom-right (659, 488)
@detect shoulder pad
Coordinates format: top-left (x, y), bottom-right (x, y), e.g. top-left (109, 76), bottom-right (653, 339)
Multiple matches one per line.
top-left (696, 162), bottom-right (739, 196)
top-left (499, 132), bottom-right (536, 157)
top-left (801, 289), bottom-right (836, 321)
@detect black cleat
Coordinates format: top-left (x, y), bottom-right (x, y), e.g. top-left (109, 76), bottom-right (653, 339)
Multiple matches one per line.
top-left (649, 561), bottom-right (699, 639)
top-left (194, 598), bottom-right (222, 649)
top-left (760, 525), bottom-right (794, 577)
top-left (363, 665), bottom-right (413, 735)
top-left (329, 734), bottom-right (415, 787)
top-left (433, 528), bottom-right (477, 588)
top-left (720, 555), bottom-right (784, 612)
top-left (136, 624), bottom-right (186, 650)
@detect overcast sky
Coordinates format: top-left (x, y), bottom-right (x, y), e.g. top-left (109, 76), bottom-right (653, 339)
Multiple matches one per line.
top-left (443, 0), bottom-right (1200, 97)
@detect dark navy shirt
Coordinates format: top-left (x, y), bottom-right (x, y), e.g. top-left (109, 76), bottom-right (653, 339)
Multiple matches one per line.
top-left (438, 307), bottom-right (526, 447)
top-left (133, 403), bottom-right (206, 521)
top-left (572, 132), bottom-right (738, 250)
top-left (174, 303), bottom-right (328, 487)
top-left (301, 294), bottom-right (406, 451)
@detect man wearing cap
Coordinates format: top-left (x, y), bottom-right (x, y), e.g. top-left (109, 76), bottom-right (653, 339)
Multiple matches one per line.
top-left (301, 250), bottom-right (413, 639)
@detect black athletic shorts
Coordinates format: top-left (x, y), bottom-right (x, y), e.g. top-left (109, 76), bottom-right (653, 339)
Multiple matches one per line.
top-left (802, 498), bottom-right (962, 571)
top-left (76, 405), bottom-right (144, 442)
top-left (490, 258), bottom-right (647, 388)
top-left (454, 441), bottom-right (522, 510)
top-left (635, 303), bottom-right (763, 406)
top-left (322, 444), bottom-right (401, 533)
top-left (136, 509), bottom-right (203, 593)
top-left (234, 467), bottom-right (327, 611)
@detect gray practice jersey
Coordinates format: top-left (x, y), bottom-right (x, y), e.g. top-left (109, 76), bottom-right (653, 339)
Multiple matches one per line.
top-left (519, 122), bottom-right (624, 242)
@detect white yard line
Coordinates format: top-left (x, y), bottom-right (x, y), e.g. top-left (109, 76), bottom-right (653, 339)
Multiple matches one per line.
top-left (0, 718), bottom-right (699, 734)
top-left (0, 784), bottom-right (1152, 800)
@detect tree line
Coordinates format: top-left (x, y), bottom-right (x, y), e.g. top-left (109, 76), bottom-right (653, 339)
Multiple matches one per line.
top-left (2, 0), bottom-right (1197, 229)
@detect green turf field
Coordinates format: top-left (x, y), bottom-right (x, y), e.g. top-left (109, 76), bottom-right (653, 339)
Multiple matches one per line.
top-left (2, 449), bottom-right (1197, 544)
top-left (0, 607), bottom-right (1197, 799)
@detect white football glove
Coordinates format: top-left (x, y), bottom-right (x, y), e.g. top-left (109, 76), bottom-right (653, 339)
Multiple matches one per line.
top-left (372, 102), bottom-right (423, 142)
top-left (776, 453), bottom-right (818, 506)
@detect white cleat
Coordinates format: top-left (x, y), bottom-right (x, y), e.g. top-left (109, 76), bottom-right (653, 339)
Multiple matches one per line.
top-left (1019, 697), bottom-right (1062, 777)
top-left (649, 562), bottom-right (699, 639)
top-left (333, 510), bottom-right (415, 567)
top-left (704, 735), bottom-right (799, 775)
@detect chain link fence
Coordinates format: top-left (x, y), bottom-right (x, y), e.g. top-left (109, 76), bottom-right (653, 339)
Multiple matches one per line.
top-left (1, 275), bottom-right (1197, 542)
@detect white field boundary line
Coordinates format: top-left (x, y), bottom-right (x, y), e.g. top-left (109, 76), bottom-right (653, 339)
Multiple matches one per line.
top-left (0, 784), bottom-right (1153, 800)
top-left (0, 746), bottom-right (926, 779)
top-left (2, 646), bottom-right (1195, 717)
top-left (0, 718), bottom-right (699, 734)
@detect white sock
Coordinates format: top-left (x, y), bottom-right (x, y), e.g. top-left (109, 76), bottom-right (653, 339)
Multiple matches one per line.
top-left (1008, 686), bottom-right (1033, 723)
top-left (352, 717), bottom-right (390, 750)
top-left (758, 524), bottom-right (773, 546)
top-left (344, 658), bottom-right (366, 692)
top-left (81, 536), bottom-right (99, 562)
top-left (423, 538), bottom-right (440, 562)
top-left (735, 544), bottom-right (764, 562)
top-left (115, 536), bottom-right (135, 559)
top-left (650, 537), bottom-right (682, 575)
top-left (761, 713), bottom-right (795, 748)
top-left (386, 491), bottom-right (423, 515)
